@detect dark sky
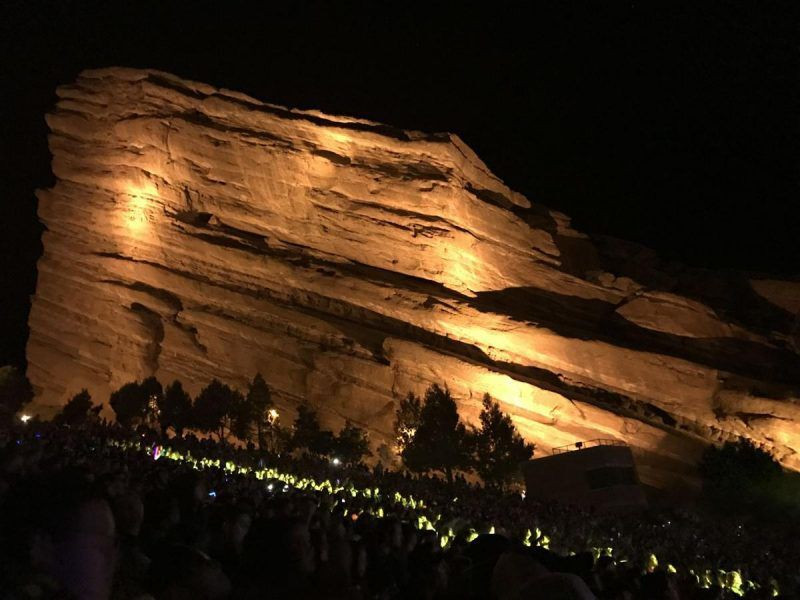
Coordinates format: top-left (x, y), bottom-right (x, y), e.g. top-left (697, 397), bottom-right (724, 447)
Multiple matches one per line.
top-left (1, 1), bottom-right (797, 367)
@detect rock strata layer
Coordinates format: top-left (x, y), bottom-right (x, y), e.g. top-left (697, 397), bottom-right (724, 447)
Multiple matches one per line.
top-left (28, 68), bottom-right (800, 487)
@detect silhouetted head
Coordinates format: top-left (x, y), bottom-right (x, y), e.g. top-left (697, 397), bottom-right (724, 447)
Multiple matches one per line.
top-left (13, 470), bottom-right (118, 600)
top-left (149, 543), bottom-right (231, 599)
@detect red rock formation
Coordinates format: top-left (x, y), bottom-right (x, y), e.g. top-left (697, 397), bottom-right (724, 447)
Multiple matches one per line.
top-left (28, 68), bottom-right (800, 488)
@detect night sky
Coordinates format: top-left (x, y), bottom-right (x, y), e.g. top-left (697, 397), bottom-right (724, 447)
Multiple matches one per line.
top-left (1, 1), bottom-right (797, 367)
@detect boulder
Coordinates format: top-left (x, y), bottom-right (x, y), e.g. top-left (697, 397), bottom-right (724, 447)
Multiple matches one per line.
top-left (27, 68), bottom-right (800, 484)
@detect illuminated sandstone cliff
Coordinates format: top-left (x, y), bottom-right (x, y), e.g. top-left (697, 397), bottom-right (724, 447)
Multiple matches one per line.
top-left (28, 67), bottom-right (800, 487)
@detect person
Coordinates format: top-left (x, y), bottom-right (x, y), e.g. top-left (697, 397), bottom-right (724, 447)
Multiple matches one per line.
top-left (148, 544), bottom-right (231, 599)
top-left (3, 471), bottom-right (117, 599)
top-left (239, 517), bottom-right (316, 598)
top-left (111, 492), bottom-right (151, 598)
top-left (1, 421), bottom-right (796, 598)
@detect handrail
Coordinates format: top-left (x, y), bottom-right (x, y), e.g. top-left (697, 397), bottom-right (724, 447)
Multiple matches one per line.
top-left (551, 439), bottom-right (627, 455)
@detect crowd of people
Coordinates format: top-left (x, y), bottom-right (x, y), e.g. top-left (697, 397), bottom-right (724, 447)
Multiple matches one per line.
top-left (0, 421), bottom-right (796, 599)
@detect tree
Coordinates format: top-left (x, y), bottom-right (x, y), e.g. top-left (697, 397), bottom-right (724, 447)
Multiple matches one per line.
top-left (192, 379), bottom-right (241, 442)
top-left (272, 423), bottom-right (294, 455)
top-left (54, 389), bottom-right (96, 427)
top-left (333, 421), bottom-right (371, 466)
top-left (141, 376), bottom-right (163, 428)
top-left (700, 439), bottom-right (783, 513)
top-left (292, 404), bottom-right (334, 456)
top-left (0, 365), bottom-right (33, 426)
top-left (230, 392), bottom-right (256, 444)
top-left (393, 392), bottom-right (422, 455)
top-left (246, 373), bottom-right (275, 450)
top-left (110, 381), bottom-right (150, 427)
top-left (158, 380), bottom-right (192, 437)
top-left (400, 384), bottom-right (471, 483)
top-left (472, 394), bottom-right (534, 489)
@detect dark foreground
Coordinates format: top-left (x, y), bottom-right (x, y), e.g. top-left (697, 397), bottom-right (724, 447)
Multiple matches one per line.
top-left (0, 423), bottom-right (794, 599)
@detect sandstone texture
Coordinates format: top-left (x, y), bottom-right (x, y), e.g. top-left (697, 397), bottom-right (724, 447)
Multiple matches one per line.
top-left (27, 68), bottom-right (800, 488)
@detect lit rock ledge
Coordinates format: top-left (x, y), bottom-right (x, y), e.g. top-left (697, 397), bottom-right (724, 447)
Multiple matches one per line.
top-left (28, 67), bottom-right (800, 488)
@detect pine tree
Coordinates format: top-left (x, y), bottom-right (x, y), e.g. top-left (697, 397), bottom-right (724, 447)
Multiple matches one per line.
top-left (140, 376), bottom-right (163, 428)
top-left (109, 381), bottom-right (150, 427)
top-left (700, 439), bottom-right (782, 512)
top-left (230, 392), bottom-right (256, 443)
top-left (158, 380), bottom-right (192, 437)
top-left (291, 404), bottom-right (334, 456)
top-left (473, 394), bottom-right (534, 489)
top-left (193, 379), bottom-right (240, 442)
top-left (401, 384), bottom-right (471, 483)
top-left (246, 373), bottom-right (274, 449)
top-left (333, 421), bottom-right (371, 466)
top-left (54, 389), bottom-right (96, 426)
top-left (393, 392), bottom-right (422, 455)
